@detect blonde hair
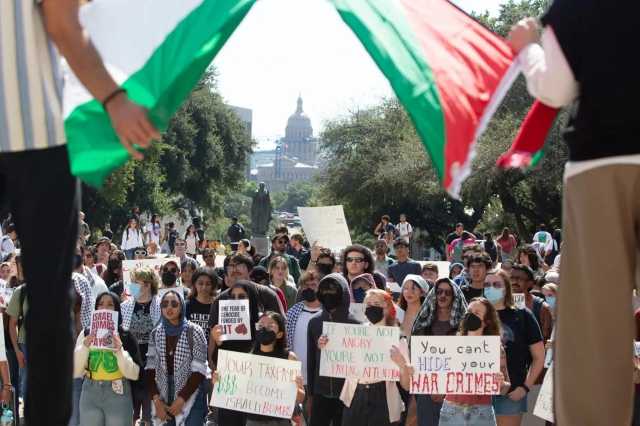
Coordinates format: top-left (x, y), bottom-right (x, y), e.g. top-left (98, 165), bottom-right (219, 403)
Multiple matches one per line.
top-left (131, 266), bottom-right (159, 295)
top-left (268, 256), bottom-right (289, 283)
top-left (542, 283), bottom-right (558, 294)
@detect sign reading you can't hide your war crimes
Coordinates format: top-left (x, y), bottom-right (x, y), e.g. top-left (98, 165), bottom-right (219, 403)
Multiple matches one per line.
top-left (410, 336), bottom-right (501, 395)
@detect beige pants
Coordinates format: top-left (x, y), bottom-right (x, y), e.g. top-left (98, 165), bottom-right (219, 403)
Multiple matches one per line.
top-left (555, 164), bottom-right (640, 425)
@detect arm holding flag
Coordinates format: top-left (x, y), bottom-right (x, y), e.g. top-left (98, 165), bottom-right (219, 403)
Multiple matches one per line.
top-left (41, 0), bottom-right (160, 160)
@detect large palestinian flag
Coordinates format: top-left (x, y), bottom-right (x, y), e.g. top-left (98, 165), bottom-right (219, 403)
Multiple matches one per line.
top-left (63, 0), bottom-right (255, 187)
top-left (330, 0), bottom-right (521, 197)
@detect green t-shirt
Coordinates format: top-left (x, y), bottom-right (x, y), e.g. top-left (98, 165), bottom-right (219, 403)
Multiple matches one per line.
top-left (7, 285), bottom-right (28, 345)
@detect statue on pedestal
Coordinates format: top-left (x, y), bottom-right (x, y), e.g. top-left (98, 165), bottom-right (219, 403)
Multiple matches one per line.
top-left (251, 182), bottom-right (272, 237)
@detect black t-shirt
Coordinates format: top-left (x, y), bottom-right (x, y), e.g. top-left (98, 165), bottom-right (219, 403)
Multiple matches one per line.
top-left (130, 301), bottom-right (153, 363)
top-left (498, 308), bottom-right (543, 390)
top-left (186, 299), bottom-right (212, 342)
top-left (461, 285), bottom-right (483, 304)
top-left (446, 232), bottom-right (460, 245)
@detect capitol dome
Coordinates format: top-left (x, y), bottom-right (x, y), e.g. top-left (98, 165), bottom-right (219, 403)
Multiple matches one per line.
top-left (285, 95), bottom-right (313, 140)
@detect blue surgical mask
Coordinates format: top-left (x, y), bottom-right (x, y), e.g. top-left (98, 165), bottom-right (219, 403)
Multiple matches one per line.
top-left (128, 282), bottom-right (142, 300)
top-left (353, 287), bottom-right (366, 303)
top-left (546, 296), bottom-right (556, 310)
top-left (484, 287), bottom-right (504, 305)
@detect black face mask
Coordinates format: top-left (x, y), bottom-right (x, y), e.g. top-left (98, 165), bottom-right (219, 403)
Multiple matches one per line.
top-left (74, 254), bottom-right (83, 270)
top-left (108, 259), bottom-right (121, 271)
top-left (162, 271), bottom-right (177, 287)
top-left (256, 328), bottom-right (277, 345)
top-left (318, 292), bottom-right (341, 311)
top-left (463, 312), bottom-right (483, 332)
top-left (316, 263), bottom-right (334, 276)
top-left (365, 306), bottom-right (384, 324)
top-left (301, 288), bottom-right (317, 302)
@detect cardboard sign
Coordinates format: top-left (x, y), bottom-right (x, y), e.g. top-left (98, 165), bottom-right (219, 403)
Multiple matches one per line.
top-left (410, 336), bottom-right (501, 395)
top-left (512, 293), bottom-right (525, 309)
top-left (319, 322), bottom-right (400, 381)
top-left (219, 299), bottom-right (251, 341)
top-left (297, 206), bottom-right (352, 253)
top-left (534, 364), bottom-right (554, 422)
top-left (89, 310), bottom-right (119, 350)
top-left (634, 341), bottom-right (640, 357)
top-left (211, 350), bottom-right (301, 419)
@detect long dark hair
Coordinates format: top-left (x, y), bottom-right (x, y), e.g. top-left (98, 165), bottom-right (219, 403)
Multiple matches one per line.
top-left (253, 311), bottom-right (288, 354)
top-left (341, 244), bottom-right (374, 280)
top-left (458, 297), bottom-right (501, 337)
top-left (185, 224), bottom-right (197, 240)
top-left (102, 250), bottom-right (125, 286)
top-left (518, 245), bottom-right (541, 271)
top-left (189, 267), bottom-right (220, 300)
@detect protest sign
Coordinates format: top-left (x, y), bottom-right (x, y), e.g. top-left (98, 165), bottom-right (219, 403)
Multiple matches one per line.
top-left (219, 299), bottom-right (251, 341)
top-left (512, 293), bottom-right (525, 309)
top-left (211, 349), bottom-right (301, 419)
top-left (89, 310), bottom-right (119, 350)
top-left (534, 364), bottom-right (554, 422)
top-left (635, 341), bottom-right (640, 357)
top-left (319, 322), bottom-right (400, 381)
top-left (298, 206), bottom-right (352, 253)
top-left (410, 336), bottom-right (501, 395)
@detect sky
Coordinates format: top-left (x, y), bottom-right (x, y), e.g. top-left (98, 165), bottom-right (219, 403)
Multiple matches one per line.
top-left (213, 0), bottom-right (505, 150)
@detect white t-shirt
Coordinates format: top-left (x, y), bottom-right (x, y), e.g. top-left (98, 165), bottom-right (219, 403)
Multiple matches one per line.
top-left (396, 222), bottom-right (412, 238)
top-left (146, 223), bottom-right (161, 245)
top-left (292, 305), bottom-right (322, 385)
top-left (0, 236), bottom-right (15, 260)
top-left (121, 228), bottom-right (144, 250)
top-left (185, 234), bottom-right (199, 255)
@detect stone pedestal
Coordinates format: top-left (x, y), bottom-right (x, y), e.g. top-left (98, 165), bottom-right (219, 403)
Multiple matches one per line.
top-left (251, 237), bottom-right (269, 257)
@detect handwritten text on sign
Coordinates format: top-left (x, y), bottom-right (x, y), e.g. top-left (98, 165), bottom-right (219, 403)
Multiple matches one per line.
top-left (90, 310), bottom-right (119, 350)
top-left (410, 336), bottom-right (501, 395)
top-left (320, 322), bottom-right (400, 381)
top-left (219, 299), bottom-right (251, 341)
top-left (211, 350), bottom-right (301, 419)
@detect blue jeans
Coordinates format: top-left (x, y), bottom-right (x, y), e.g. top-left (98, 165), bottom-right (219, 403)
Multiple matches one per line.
top-left (415, 395), bottom-right (443, 426)
top-left (4, 346), bottom-right (20, 416)
top-left (80, 379), bottom-right (133, 426)
top-left (185, 383), bottom-right (208, 426)
top-left (124, 249), bottom-right (136, 260)
top-left (438, 401), bottom-right (496, 426)
top-left (68, 377), bottom-right (84, 426)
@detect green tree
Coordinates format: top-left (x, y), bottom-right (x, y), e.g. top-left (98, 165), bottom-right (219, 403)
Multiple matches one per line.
top-left (272, 181), bottom-right (317, 213)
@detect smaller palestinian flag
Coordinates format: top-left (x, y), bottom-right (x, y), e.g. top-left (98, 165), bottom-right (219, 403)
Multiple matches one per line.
top-left (496, 100), bottom-right (560, 169)
top-left (63, 0), bottom-right (255, 187)
top-left (331, 0), bottom-right (521, 197)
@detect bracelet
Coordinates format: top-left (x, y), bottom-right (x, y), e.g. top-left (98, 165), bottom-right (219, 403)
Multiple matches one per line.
top-left (521, 384), bottom-right (530, 393)
top-left (102, 88), bottom-right (127, 110)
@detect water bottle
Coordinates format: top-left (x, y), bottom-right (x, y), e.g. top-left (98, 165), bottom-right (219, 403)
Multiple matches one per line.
top-left (0, 407), bottom-right (13, 426)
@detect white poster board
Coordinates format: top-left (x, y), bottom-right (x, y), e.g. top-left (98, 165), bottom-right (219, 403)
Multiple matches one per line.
top-left (89, 310), bottom-right (119, 350)
top-left (297, 206), bottom-right (352, 253)
top-left (319, 322), bottom-right (400, 381)
top-left (534, 364), bottom-right (554, 422)
top-left (410, 336), bottom-right (501, 395)
top-left (219, 299), bottom-right (251, 341)
top-left (211, 350), bottom-right (301, 419)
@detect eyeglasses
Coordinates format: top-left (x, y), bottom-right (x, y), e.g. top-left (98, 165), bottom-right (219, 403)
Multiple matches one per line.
top-left (436, 289), bottom-right (452, 297)
top-left (484, 281), bottom-right (504, 289)
top-left (161, 300), bottom-right (180, 309)
top-left (345, 257), bottom-right (365, 263)
top-left (163, 268), bottom-right (178, 274)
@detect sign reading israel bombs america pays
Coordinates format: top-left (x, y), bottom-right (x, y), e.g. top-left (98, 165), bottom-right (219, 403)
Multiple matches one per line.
top-left (319, 322), bottom-right (400, 381)
top-left (89, 309), bottom-right (119, 350)
top-left (219, 299), bottom-right (251, 341)
top-left (410, 336), bottom-right (501, 394)
top-left (211, 349), bottom-right (301, 419)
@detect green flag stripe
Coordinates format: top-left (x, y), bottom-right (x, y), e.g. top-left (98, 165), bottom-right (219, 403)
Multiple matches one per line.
top-left (330, 0), bottom-right (447, 180)
top-left (64, 0), bottom-right (256, 188)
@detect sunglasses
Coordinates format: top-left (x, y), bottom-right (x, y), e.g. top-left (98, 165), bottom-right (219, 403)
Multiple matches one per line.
top-left (161, 300), bottom-right (180, 309)
top-left (436, 289), bottom-right (452, 297)
top-left (345, 257), bottom-right (365, 263)
top-left (135, 250), bottom-right (147, 256)
top-left (163, 268), bottom-right (178, 274)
